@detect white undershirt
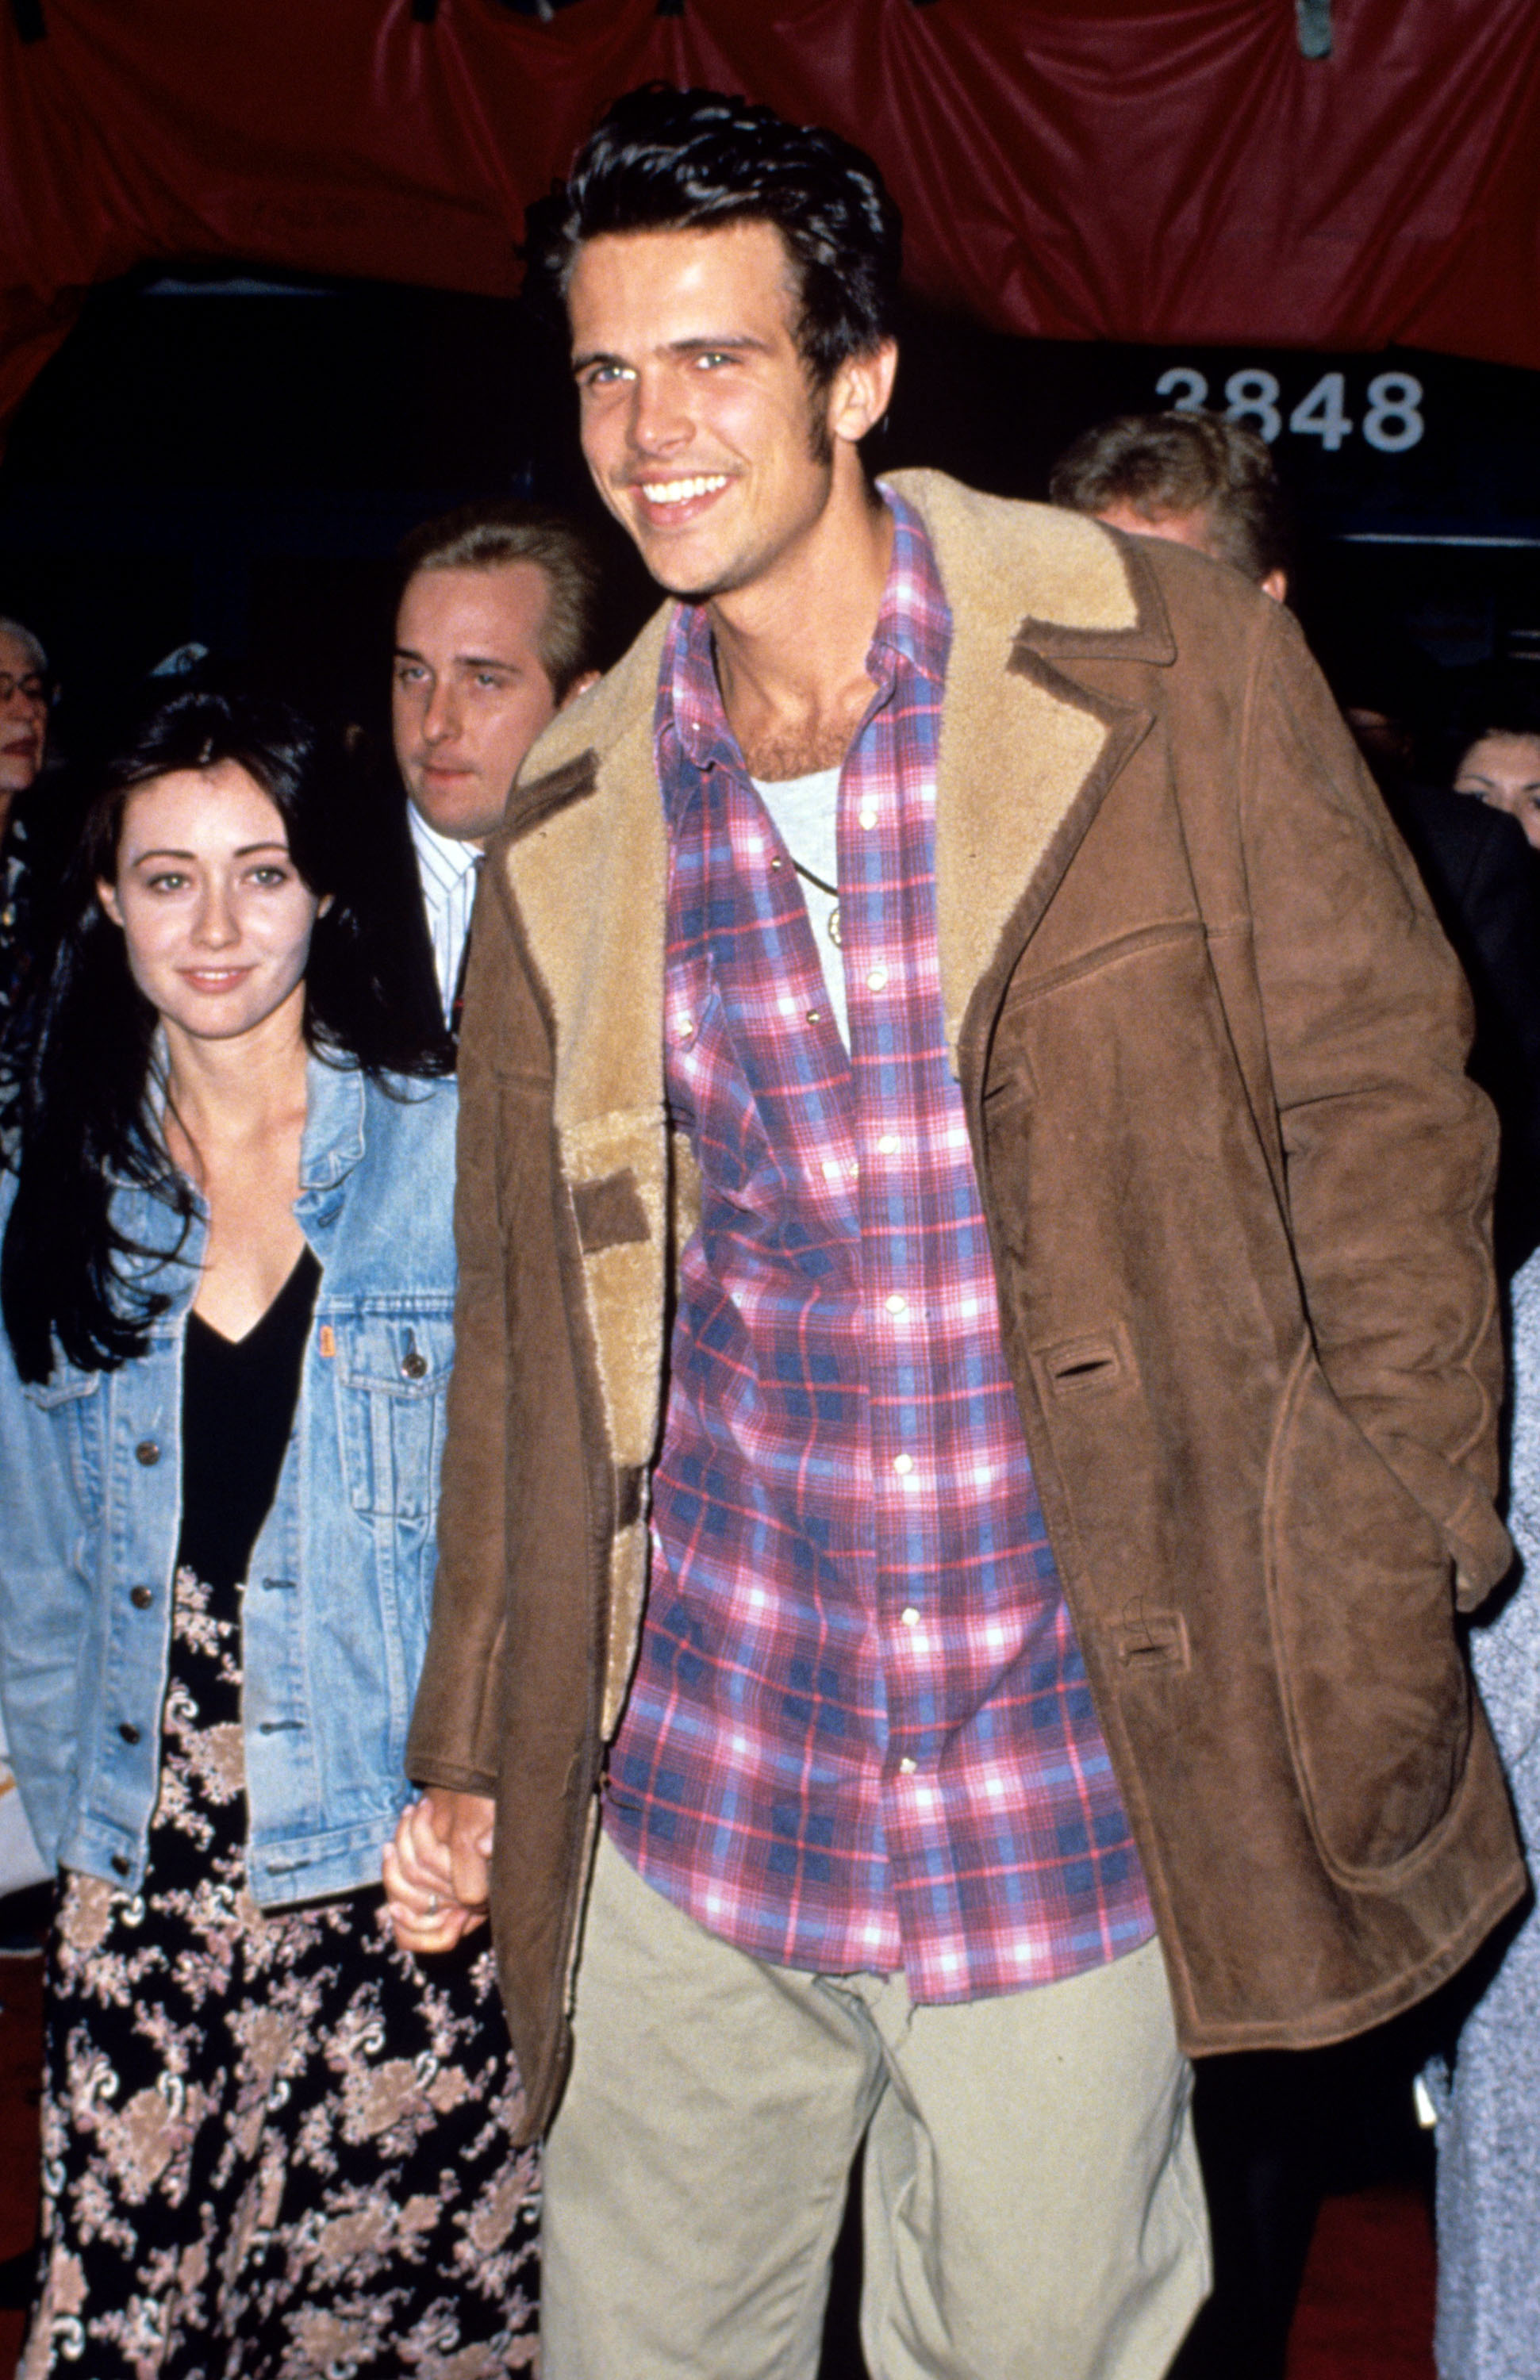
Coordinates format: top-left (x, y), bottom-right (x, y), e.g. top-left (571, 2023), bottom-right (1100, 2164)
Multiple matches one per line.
top-left (751, 766), bottom-right (847, 1046)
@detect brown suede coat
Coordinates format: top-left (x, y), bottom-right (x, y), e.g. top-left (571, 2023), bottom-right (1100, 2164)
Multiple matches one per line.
top-left (406, 471), bottom-right (1526, 2141)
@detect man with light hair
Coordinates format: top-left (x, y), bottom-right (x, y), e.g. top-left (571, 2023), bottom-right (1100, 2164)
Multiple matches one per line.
top-left (390, 501), bottom-right (602, 1025)
top-left (1050, 409), bottom-right (1292, 602)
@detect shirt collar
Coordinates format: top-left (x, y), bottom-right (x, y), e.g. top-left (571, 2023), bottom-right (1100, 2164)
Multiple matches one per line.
top-left (656, 485), bottom-right (950, 812)
top-left (409, 800), bottom-right (482, 904)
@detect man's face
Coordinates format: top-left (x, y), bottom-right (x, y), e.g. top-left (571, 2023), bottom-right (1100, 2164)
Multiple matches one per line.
top-left (1454, 731), bottom-right (1540, 850)
top-left (568, 221), bottom-right (851, 602)
top-left (392, 562), bottom-right (562, 844)
top-left (0, 626), bottom-right (49, 803)
top-left (1093, 497), bottom-right (1288, 604)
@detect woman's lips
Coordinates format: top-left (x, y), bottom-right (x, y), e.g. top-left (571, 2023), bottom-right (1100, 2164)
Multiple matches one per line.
top-left (179, 967), bottom-right (253, 993)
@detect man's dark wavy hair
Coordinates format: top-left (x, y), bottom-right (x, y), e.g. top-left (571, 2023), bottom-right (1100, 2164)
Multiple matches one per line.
top-left (1, 674), bottom-right (451, 1384)
top-left (525, 84), bottom-right (904, 387)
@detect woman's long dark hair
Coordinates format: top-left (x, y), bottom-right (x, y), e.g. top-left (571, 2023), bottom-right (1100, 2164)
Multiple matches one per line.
top-left (1, 678), bottom-right (452, 1384)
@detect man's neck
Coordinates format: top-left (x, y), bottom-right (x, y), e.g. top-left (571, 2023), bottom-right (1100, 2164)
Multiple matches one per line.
top-left (709, 474), bottom-right (894, 783)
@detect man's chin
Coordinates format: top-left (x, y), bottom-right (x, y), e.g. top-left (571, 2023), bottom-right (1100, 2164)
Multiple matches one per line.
top-left (409, 786), bottom-right (501, 844)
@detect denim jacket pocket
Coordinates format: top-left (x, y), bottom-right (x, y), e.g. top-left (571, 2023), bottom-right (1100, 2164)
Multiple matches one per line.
top-left (331, 1309), bottom-right (455, 1521)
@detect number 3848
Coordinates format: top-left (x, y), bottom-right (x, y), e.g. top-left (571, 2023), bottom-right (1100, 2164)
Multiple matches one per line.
top-left (1154, 367), bottom-right (1424, 454)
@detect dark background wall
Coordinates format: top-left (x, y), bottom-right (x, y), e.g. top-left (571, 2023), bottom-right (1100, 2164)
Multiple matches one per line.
top-left (1, 268), bottom-right (1538, 763)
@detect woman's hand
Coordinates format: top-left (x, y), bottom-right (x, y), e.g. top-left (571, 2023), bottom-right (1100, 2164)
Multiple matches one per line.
top-left (383, 1788), bottom-right (494, 1954)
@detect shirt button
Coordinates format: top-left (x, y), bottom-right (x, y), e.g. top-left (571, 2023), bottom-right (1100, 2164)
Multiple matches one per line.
top-left (866, 967), bottom-right (888, 992)
top-left (110, 1854), bottom-right (131, 1878)
top-left (129, 1586), bottom-right (153, 1610)
top-left (901, 1606), bottom-right (920, 1627)
top-left (118, 1722), bottom-right (141, 1746)
top-left (858, 804), bottom-right (878, 830)
top-left (876, 1134), bottom-right (899, 1155)
top-left (806, 1009), bottom-right (822, 1025)
top-left (898, 1756), bottom-right (917, 1775)
top-left (401, 1350), bottom-right (428, 1381)
top-left (885, 1293), bottom-right (908, 1315)
top-left (134, 1441), bottom-right (160, 1467)
top-left (674, 1015), bottom-right (694, 1040)
top-left (770, 856), bottom-right (784, 870)
top-left (893, 1453), bottom-right (914, 1476)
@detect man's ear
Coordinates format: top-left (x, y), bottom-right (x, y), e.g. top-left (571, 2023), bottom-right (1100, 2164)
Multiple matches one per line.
top-left (559, 670), bottom-right (601, 711)
top-left (1262, 567), bottom-right (1289, 605)
top-left (97, 878), bottom-right (124, 927)
top-left (829, 339), bottom-right (899, 449)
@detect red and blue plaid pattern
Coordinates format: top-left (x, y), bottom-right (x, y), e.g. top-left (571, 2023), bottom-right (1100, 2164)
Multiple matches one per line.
top-left (605, 492), bottom-right (1154, 1998)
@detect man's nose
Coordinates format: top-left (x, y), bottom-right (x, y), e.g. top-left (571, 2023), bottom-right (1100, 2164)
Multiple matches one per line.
top-left (422, 675), bottom-right (460, 743)
top-left (628, 366), bottom-right (692, 458)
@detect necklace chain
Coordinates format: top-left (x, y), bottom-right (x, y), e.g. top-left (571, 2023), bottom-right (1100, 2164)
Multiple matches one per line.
top-left (792, 861), bottom-right (842, 949)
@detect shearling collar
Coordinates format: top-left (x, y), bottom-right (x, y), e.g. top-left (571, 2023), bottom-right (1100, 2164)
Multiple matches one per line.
top-left (493, 468), bottom-right (1162, 1123)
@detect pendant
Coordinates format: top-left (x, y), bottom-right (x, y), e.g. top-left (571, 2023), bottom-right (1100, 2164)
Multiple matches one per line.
top-left (827, 903), bottom-right (842, 948)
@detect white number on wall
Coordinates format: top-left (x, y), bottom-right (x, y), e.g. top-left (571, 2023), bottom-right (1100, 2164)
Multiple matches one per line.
top-left (1362, 373), bottom-right (1425, 453)
top-left (1154, 367), bottom-right (1208, 410)
top-left (1223, 370), bottom-right (1283, 443)
top-left (1288, 371), bottom-right (1352, 451)
top-left (1152, 367), bottom-right (1425, 452)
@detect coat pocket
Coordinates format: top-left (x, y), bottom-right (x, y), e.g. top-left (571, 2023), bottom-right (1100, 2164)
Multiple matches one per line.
top-left (1264, 1346), bottom-right (1470, 1879)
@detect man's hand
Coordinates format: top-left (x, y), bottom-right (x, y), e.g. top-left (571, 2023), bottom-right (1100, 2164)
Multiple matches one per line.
top-left (382, 1787), bottom-right (496, 1955)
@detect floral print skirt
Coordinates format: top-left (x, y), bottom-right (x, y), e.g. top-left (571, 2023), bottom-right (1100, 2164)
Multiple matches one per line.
top-left (22, 1568), bottom-right (540, 2378)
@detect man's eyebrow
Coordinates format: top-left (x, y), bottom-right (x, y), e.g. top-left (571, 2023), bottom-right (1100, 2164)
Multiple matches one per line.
top-left (393, 647), bottom-right (520, 672)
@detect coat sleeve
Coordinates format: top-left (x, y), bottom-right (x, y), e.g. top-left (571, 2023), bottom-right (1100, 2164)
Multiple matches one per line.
top-left (1238, 601), bottom-right (1510, 1607)
top-left (404, 864), bottom-right (527, 1795)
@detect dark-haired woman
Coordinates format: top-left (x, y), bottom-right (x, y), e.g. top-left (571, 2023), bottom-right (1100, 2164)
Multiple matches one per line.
top-left (0, 685), bottom-right (538, 2376)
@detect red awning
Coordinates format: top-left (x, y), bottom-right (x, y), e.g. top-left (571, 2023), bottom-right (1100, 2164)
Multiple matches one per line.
top-left (3, 0), bottom-right (1538, 446)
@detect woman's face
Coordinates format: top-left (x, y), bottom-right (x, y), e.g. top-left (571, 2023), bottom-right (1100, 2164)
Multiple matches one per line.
top-left (1454, 731), bottom-right (1540, 850)
top-left (98, 760), bottom-right (327, 1045)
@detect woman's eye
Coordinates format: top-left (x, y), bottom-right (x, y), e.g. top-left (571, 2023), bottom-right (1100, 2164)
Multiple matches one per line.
top-left (248, 866), bottom-right (290, 888)
top-left (145, 872), bottom-right (188, 893)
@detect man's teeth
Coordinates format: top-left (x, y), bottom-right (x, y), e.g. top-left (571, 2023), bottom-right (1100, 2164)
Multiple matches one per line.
top-left (641, 475), bottom-right (728, 505)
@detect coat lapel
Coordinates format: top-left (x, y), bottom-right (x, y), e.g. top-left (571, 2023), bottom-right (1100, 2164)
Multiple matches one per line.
top-left (496, 609), bottom-right (673, 1489)
top-left (887, 470), bottom-right (1173, 1067)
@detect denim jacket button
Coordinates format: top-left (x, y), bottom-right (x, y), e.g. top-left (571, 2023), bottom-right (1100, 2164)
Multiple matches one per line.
top-left (129, 1586), bottom-right (153, 1610)
top-left (401, 1351), bottom-right (428, 1380)
top-left (110, 1854), bottom-right (131, 1878)
top-left (134, 1440), bottom-right (161, 1466)
top-left (118, 1722), bottom-right (141, 1745)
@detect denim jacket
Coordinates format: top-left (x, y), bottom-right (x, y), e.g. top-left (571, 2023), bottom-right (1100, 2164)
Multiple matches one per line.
top-left (0, 1055), bottom-right (458, 1906)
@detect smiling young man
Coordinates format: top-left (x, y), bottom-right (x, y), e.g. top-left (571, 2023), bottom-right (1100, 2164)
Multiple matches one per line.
top-left (394, 88), bottom-right (1524, 2380)
top-left (390, 503), bottom-right (601, 1025)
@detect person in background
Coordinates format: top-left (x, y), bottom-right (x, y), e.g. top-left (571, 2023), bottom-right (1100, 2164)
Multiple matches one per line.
top-left (1048, 409), bottom-right (1292, 600)
top-left (391, 501), bottom-right (601, 1031)
top-left (0, 677), bottom-right (537, 2376)
top-left (1452, 716), bottom-right (1540, 851)
top-left (1430, 1246), bottom-right (1540, 2377)
top-left (1336, 648), bottom-right (1540, 1282)
top-left (392, 86), bottom-right (1522, 2380)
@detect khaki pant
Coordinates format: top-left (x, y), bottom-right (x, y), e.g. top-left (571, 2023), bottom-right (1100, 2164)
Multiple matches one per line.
top-left (543, 1831), bottom-right (1209, 2380)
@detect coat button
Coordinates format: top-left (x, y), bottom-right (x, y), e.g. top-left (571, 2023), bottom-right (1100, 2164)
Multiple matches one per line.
top-left (401, 1350), bottom-right (428, 1380)
top-left (110, 1854), bottom-right (131, 1877)
top-left (129, 1586), bottom-right (153, 1610)
top-left (118, 1722), bottom-right (141, 1745)
top-left (134, 1441), bottom-right (161, 1466)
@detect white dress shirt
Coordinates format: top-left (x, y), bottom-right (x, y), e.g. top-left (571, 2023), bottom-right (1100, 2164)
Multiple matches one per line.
top-left (409, 804), bottom-right (482, 1024)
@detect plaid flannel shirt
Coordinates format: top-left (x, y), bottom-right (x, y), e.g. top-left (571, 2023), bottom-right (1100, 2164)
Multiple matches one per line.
top-left (604, 491), bottom-right (1154, 1999)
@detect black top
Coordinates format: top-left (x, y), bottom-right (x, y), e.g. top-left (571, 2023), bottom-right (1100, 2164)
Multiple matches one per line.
top-left (175, 1247), bottom-right (320, 1592)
